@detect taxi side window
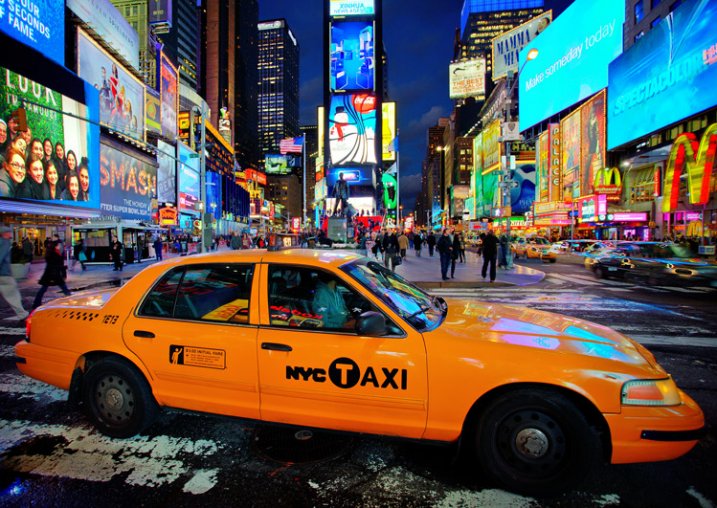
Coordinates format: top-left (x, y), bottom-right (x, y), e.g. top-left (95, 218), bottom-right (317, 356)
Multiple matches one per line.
top-left (138, 268), bottom-right (184, 317)
top-left (139, 264), bottom-right (254, 324)
top-left (267, 265), bottom-right (375, 332)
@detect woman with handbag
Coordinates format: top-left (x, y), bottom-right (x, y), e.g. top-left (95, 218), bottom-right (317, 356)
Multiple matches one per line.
top-left (32, 234), bottom-right (71, 309)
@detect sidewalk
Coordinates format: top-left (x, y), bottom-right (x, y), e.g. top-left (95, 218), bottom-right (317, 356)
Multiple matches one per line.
top-left (4, 247), bottom-right (544, 316)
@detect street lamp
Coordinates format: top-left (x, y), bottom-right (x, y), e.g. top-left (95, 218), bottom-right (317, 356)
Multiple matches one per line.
top-left (502, 47), bottom-right (538, 268)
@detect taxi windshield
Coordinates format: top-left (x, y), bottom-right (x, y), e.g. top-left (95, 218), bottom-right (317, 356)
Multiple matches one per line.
top-left (342, 259), bottom-right (445, 331)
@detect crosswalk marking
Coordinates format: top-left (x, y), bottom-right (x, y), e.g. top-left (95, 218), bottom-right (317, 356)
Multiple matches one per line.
top-left (548, 273), bottom-right (602, 286)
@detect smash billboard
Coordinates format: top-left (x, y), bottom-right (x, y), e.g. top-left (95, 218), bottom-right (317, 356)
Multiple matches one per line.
top-left (328, 93), bottom-right (377, 166)
top-left (100, 143), bottom-right (156, 220)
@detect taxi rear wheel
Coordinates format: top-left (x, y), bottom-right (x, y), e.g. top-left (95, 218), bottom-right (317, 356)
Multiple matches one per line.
top-left (83, 357), bottom-right (159, 438)
top-left (475, 389), bottom-right (600, 496)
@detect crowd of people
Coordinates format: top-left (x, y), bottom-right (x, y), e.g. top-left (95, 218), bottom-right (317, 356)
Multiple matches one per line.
top-left (0, 116), bottom-right (90, 202)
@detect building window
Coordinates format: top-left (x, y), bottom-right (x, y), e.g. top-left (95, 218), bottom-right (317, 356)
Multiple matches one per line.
top-left (650, 16), bottom-right (661, 28)
top-left (634, 0), bottom-right (645, 23)
top-left (651, 0), bottom-right (661, 7)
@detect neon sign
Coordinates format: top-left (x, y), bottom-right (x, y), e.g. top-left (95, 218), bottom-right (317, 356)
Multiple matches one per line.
top-left (662, 123), bottom-right (717, 212)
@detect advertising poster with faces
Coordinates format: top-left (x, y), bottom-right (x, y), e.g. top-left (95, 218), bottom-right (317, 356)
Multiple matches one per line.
top-left (160, 53), bottom-right (178, 140)
top-left (99, 143), bottom-right (156, 220)
top-left (580, 90), bottom-right (605, 197)
top-left (78, 29), bottom-right (145, 143)
top-left (0, 66), bottom-right (99, 208)
top-left (329, 94), bottom-right (377, 166)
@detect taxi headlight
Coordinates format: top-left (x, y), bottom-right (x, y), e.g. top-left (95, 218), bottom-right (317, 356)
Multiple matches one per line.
top-left (621, 378), bottom-right (682, 406)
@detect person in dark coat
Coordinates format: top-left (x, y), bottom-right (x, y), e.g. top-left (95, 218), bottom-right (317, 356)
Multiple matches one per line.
top-left (436, 228), bottom-right (453, 281)
top-left (481, 229), bottom-right (499, 283)
top-left (414, 232), bottom-right (422, 257)
top-left (381, 229), bottom-right (400, 272)
top-left (426, 231), bottom-right (436, 257)
top-left (153, 236), bottom-right (163, 261)
top-left (32, 234), bottom-right (71, 309)
top-left (73, 238), bottom-right (87, 271)
top-left (111, 239), bottom-right (124, 271)
top-left (450, 232), bottom-right (461, 279)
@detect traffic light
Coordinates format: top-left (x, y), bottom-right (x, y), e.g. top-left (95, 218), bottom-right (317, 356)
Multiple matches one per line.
top-left (10, 107), bottom-right (27, 132)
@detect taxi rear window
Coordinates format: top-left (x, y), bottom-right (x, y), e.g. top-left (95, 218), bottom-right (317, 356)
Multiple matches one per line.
top-left (139, 264), bottom-right (254, 324)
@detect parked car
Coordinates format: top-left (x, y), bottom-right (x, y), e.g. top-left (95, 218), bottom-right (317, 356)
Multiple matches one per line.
top-left (591, 242), bottom-right (717, 286)
top-left (513, 236), bottom-right (557, 262)
top-left (16, 250), bottom-right (703, 495)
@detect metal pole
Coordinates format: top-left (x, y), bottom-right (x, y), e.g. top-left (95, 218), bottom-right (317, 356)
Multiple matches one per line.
top-left (302, 136), bottom-right (307, 226)
top-left (199, 106), bottom-right (207, 253)
top-left (504, 73), bottom-right (514, 269)
top-left (396, 149), bottom-right (400, 229)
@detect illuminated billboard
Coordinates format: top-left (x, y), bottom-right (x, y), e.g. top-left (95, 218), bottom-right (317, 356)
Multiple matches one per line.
top-left (177, 142), bottom-right (200, 215)
top-left (329, 94), bottom-right (377, 166)
top-left (449, 59), bottom-right (486, 99)
top-left (492, 12), bottom-right (552, 81)
top-left (145, 88), bottom-right (161, 134)
top-left (156, 139), bottom-right (176, 204)
top-left (0, 66), bottom-right (100, 210)
top-left (561, 110), bottom-right (581, 200)
top-left (382, 102), bottom-right (396, 162)
top-left (77, 29), bottom-right (145, 142)
top-left (580, 91), bottom-right (605, 196)
top-left (265, 154), bottom-right (299, 175)
top-left (100, 143), bottom-right (156, 220)
top-left (160, 53), bottom-right (178, 140)
top-left (326, 167), bottom-right (373, 188)
top-left (329, 0), bottom-right (374, 17)
top-left (518, 0), bottom-right (623, 130)
top-left (1, 0), bottom-right (64, 66)
top-left (330, 21), bottom-right (374, 91)
top-left (608, 0), bottom-right (717, 149)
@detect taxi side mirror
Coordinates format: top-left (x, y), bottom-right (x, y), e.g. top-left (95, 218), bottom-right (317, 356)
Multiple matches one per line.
top-left (356, 311), bottom-right (387, 337)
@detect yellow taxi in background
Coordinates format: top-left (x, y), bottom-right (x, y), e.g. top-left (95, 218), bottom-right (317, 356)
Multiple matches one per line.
top-left (512, 236), bottom-right (558, 263)
top-left (15, 250), bottom-right (703, 495)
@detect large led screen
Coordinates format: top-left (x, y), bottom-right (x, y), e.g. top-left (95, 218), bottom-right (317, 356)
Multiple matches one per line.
top-left (608, 0), bottom-right (717, 149)
top-left (265, 154), bottom-right (299, 175)
top-left (160, 53), bottom-right (178, 140)
top-left (1, 0), bottom-right (64, 66)
top-left (78, 29), bottom-right (145, 142)
top-left (329, 0), bottom-right (374, 17)
top-left (561, 110), bottom-right (581, 200)
top-left (100, 143), bottom-right (156, 220)
top-left (449, 59), bottom-right (486, 100)
top-left (329, 94), bottom-right (377, 166)
top-left (509, 162), bottom-right (537, 215)
top-left (518, 0), bottom-right (623, 130)
top-left (330, 21), bottom-right (374, 91)
top-left (0, 66), bottom-right (100, 209)
top-left (156, 139), bottom-right (176, 203)
top-left (206, 171), bottom-right (222, 221)
top-left (177, 142), bottom-right (199, 214)
top-left (326, 167), bottom-right (373, 189)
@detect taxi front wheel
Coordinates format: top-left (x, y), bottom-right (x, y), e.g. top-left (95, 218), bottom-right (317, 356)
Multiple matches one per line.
top-left (83, 357), bottom-right (159, 438)
top-left (474, 389), bottom-right (601, 496)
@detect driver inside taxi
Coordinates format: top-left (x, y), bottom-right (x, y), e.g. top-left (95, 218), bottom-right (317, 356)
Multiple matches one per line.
top-left (311, 272), bottom-right (351, 329)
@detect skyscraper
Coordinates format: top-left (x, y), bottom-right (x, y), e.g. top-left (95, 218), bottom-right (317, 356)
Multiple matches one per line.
top-left (235, 0), bottom-right (259, 170)
top-left (158, 0), bottom-right (201, 90)
top-left (257, 19), bottom-right (300, 157)
top-left (110, 0), bottom-right (158, 88)
top-left (200, 0), bottom-right (235, 132)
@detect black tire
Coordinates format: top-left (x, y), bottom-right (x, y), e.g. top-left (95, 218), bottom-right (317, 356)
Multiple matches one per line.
top-left (594, 266), bottom-right (605, 279)
top-left (83, 357), bottom-right (159, 438)
top-left (474, 389), bottom-right (601, 496)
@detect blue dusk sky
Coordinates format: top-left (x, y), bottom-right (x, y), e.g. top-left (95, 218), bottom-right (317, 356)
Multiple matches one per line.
top-left (259, 0), bottom-right (573, 212)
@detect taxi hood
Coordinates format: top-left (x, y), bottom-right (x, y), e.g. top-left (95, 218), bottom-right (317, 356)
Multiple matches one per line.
top-left (435, 297), bottom-right (660, 370)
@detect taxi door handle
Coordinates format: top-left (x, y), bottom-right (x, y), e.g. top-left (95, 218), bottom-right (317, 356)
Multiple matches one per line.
top-left (134, 330), bottom-right (155, 339)
top-left (261, 342), bottom-right (292, 352)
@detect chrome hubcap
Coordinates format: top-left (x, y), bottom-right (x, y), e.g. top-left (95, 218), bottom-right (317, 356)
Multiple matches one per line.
top-left (515, 428), bottom-right (550, 458)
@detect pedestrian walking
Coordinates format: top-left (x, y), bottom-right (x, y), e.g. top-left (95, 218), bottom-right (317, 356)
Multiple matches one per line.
top-left (414, 232), bottom-right (422, 257)
top-left (111, 239), bottom-right (124, 271)
top-left (398, 230), bottom-right (409, 260)
top-left (74, 238), bottom-right (87, 271)
top-left (153, 236), bottom-right (163, 261)
top-left (436, 228), bottom-right (453, 281)
top-left (450, 232), bottom-right (461, 278)
top-left (0, 225), bottom-right (29, 321)
top-left (481, 230), bottom-right (499, 283)
top-left (498, 234), bottom-right (509, 269)
top-left (382, 229), bottom-right (400, 272)
top-left (32, 234), bottom-right (71, 309)
top-left (427, 231), bottom-right (436, 257)
top-left (457, 233), bottom-right (466, 263)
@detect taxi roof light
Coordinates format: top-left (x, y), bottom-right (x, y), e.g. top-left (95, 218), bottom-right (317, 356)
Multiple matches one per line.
top-left (622, 378), bottom-right (681, 406)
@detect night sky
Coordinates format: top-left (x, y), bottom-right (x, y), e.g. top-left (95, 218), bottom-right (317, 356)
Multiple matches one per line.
top-left (259, 0), bottom-right (574, 213)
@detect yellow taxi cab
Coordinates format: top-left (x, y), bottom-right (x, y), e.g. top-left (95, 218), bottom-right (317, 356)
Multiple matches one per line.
top-left (15, 249), bottom-right (704, 495)
top-left (512, 236), bottom-right (558, 263)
